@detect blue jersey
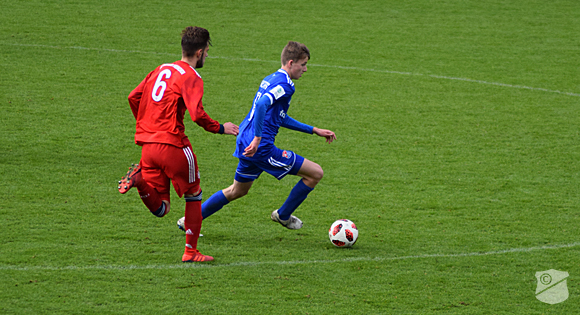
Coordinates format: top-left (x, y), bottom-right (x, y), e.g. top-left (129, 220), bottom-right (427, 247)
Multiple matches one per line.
top-left (234, 69), bottom-right (295, 159)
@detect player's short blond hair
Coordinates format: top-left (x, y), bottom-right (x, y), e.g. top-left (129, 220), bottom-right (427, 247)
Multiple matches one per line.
top-left (281, 41), bottom-right (310, 65)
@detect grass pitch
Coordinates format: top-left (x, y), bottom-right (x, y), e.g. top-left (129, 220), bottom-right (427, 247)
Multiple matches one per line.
top-left (1, 0), bottom-right (579, 313)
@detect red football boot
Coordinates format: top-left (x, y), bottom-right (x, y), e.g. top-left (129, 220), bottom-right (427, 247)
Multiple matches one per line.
top-left (118, 164), bottom-right (142, 194)
top-left (182, 249), bottom-right (214, 263)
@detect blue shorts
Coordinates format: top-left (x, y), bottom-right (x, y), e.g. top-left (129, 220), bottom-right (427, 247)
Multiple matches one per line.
top-left (235, 147), bottom-right (304, 182)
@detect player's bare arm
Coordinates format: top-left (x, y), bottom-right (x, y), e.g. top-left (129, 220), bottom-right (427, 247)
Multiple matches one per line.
top-left (313, 127), bottom-right (337, 144)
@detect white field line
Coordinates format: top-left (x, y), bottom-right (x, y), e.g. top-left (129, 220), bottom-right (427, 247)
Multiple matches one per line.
top-left (6, 43), bottom-right (580, 98)
top-left (1, 242), bottom-right (578, 272)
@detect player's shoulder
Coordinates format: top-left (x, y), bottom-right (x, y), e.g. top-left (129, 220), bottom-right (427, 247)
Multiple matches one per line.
top-left (263, 69), bottom-right (294, 93)
top-left (270, 69), bottom-right (294, 87)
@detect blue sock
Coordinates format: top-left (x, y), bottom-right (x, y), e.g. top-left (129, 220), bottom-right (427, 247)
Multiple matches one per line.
top-left (278, 180), bottom-right (314, 220)
top-left (201, 190), bottom-right (229, 219)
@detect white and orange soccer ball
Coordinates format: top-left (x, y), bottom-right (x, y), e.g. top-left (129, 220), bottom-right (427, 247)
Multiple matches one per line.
top-left (329, 219), bottom-right (358, 247)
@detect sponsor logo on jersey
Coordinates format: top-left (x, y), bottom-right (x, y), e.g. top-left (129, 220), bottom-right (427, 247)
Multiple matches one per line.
top-left (279, 110), bottom-right (286, 118)
top-left (270, 85), bottom-right (286, 100)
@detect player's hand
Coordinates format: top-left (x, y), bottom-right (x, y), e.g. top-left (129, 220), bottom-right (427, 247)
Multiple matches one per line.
top-left (223, 122), bottom-right (239, 136)
top-left (243, 137), bottom-right (261, 157)
top-left (313, 127), bottom-right (337, 144)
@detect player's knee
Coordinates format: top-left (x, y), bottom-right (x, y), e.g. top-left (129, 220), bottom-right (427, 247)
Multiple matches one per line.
top-left (313, 163), bottom-right (324, 182)
top-left (306, 164), bottom-right (324, 185)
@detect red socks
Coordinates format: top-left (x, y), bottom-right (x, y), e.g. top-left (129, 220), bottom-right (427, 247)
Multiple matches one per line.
top-left (184, 200), bottom-right (203, 251)
top-left (136, 182), bottom-right (165, 217)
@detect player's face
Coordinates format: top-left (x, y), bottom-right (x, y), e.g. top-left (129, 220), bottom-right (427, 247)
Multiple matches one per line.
top-left (288, 58), bottom-right (308, 80)
top-left (196, 45), bottom-right (209, 68)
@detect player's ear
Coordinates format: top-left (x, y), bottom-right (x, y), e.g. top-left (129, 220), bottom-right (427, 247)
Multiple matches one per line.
top-left (196, 48), bottom-right (203, 58)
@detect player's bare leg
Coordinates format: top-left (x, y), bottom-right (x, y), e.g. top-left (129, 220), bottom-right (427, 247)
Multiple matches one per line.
top-left (222, 180), bottom-right (254, 201)
top-left (295, 159), bottom-right (324, 188)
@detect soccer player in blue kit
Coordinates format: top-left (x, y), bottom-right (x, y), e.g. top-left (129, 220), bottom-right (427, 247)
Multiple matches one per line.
top-left (177, 41), bottom-right (336, 230)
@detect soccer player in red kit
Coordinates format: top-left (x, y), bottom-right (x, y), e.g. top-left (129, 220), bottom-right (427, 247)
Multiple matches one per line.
top-left (118, 26), bottom-right (239, 262)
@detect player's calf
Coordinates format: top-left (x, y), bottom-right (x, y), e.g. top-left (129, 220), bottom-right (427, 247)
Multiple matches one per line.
top-left (177, 217), bottom-right (203, 236)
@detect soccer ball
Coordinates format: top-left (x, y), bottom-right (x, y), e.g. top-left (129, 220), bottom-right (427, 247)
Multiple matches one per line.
top-left (329, 219), bottom-right (358, 247)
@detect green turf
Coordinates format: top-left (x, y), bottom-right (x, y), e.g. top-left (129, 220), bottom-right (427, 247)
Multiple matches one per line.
top-left (1, 0), bottom-right (579, 313)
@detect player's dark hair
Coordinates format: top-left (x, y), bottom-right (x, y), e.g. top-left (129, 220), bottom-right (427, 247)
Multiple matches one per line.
top-left (281, 41), bottom-right (310, 65)
top-left (181, 26), bottom-right (212, 58)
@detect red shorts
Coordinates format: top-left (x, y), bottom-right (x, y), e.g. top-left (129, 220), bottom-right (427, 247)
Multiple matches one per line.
top-left (140, 143), bottom-right (200, 200)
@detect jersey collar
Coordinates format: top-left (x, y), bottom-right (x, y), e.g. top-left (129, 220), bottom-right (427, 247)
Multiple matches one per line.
top-left (176, 60), bottom-right (201, 78)
top-left (277, 68), bottom-right (293, 85)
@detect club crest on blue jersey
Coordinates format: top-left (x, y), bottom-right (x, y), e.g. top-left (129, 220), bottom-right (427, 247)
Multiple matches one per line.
top-left (282, 150), bottom-right (293, 159)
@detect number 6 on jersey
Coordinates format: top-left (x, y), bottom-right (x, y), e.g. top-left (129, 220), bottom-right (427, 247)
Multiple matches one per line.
top-left (152, 69), bottom-right (172, 102)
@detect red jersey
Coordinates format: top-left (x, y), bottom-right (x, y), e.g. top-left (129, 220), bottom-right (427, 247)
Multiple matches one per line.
top-left (128, 60), bottom-right (221, 148)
